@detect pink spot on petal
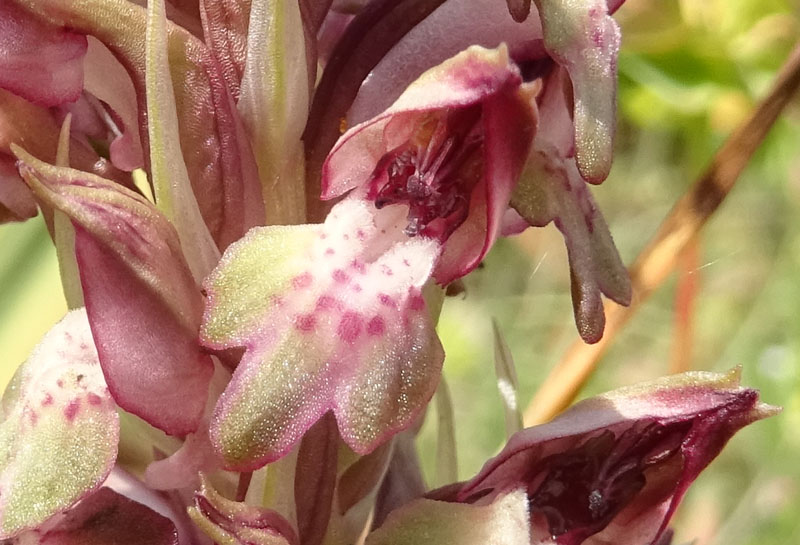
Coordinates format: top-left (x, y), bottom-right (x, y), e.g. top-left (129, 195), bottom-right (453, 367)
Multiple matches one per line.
top-left (87, 393), bottom-right (102, 406)
top-left (382, 265), bottom-right (393, 276)
top-left (356, 229), bottom-right (366, 240)
top-left (42, 393), bottom-right (54, 406)
top-left (351, 259), bottom-right (367, 274)
top-left (332, 269), bottom-right (350, 283)
top-left (343, 234), bottom-right (350, 240)
top-left (325, 247), bottom-right (335, 256)
top-left (57, 379), bottom-right (64, 388)
top-left (64, 399), bottom-right (81, 422)
top-left (403, 259), bottom-right (410, 267)
top-left (409, 294), bottom-right (425, 311)
top-left (292, 272), bottom-right (313, 289)
top-left (294, 314), bottom-right (316, 332)
top-left (320, 233), bottom-right (327, 239)
top-left (353, 284), bottom-right (362, 292)
top-left (337, 312), bottom-right (363, 344)
top-left (367, 316), bottom-right (386, 336)
top-left (379, 294), bottom-right (396, 308)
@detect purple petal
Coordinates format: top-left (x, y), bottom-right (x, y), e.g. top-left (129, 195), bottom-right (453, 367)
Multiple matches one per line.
top-left (15, 148), bottom-right (214, 436)
top-left (0, 2), bottom-right (87, 107)
top-left (37, 488), bottom-right (178, 545)
top-left (0, 310), bottom-right (118, 539)
top-left (460, 369), bottom-right (778, 545)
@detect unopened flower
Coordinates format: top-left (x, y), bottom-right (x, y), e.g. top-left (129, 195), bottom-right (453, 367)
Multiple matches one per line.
top-left (451, 369), bottom-right (778, 545)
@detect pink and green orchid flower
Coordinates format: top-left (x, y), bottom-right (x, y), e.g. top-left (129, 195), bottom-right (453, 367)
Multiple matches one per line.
top-left (0, 0), bottom-right (780, 544)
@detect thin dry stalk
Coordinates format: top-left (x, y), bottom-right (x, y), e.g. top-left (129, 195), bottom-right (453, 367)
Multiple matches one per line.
top-left (669, 237), bottom-right (700, 374)
top-left (523, 41), bottom-right (800, 426)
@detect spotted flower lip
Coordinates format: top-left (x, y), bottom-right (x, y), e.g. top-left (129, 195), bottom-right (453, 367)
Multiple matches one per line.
top-left (322, 44), bottom-right (537, 284)
top-left (201, 198), bottom-right (444, 470)
top-left (454, 369), bottom-right (778, 545)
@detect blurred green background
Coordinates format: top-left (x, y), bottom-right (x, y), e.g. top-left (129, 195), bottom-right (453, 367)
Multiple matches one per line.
top-left (2, 1), bottom-right (799, 545)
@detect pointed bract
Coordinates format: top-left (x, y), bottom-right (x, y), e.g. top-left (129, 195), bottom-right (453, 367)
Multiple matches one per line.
top-left (190, 476), bottom-right (297, 545)
top-left (15, 148), bottom-right (214, 436)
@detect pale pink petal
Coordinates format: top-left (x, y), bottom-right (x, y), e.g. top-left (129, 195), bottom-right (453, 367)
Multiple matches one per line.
top-left (349, 0), bottom-right (542, 124)
top-left (83, 38), bottom-right (145, 172)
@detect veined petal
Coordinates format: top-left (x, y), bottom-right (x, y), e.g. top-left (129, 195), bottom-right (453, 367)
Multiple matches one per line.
top-left (459, 369), bottom-right (778, 545)
top-left (0, 2), bottom-right (87, 107)
top-left (365, 489), bottom-right (530, 545)
top-left (535, 0), bottom-right (621, 183)
top-left (199, 0), bottom-right (251, 100)
top-left (15, 147), bottom-right (214, 436)
top-left (0, 310), bottom-right (118, 539)
top-left (323, 45), bottom-right (522, 200)
top-left (202, 199), bottom-right (443, 469)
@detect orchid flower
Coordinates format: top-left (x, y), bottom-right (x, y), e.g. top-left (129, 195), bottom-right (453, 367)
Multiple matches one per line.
top-left (0, 0), bottom-right (779, 544)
